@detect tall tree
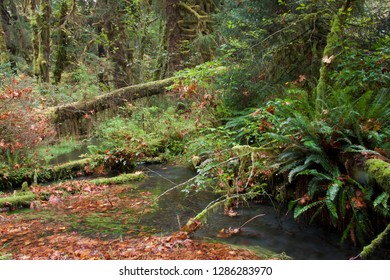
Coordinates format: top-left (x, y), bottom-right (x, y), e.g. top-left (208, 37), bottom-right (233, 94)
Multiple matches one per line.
top-left (162, 0), bottom-right (219, 77)
top-left (315, 0), bottom-right (361, 102)
top-left (0, 14), bottom-right (8, 65)
top-left (31, 0), bottom-right (51, 83)
top-left (95, 0), bottom-right (137, 88)
top-left (53, 0), bottom-right (69, 84)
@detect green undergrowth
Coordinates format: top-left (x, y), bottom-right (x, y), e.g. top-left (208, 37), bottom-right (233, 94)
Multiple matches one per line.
top-left (37, 137), bottom-right (84, 164)
top-left (86, 95), bottom-right (200, 168)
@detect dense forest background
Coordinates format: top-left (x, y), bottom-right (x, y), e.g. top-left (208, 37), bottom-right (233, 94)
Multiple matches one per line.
top-left (1, 0), bottom-right (389, 259)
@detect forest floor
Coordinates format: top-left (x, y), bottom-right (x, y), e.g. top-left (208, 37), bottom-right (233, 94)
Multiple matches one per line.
top-left (0, 180), bottom-right (261, 260)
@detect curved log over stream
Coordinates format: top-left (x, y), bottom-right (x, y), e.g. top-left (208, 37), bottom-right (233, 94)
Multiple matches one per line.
top-left (49, 77), bottom-right (175, 135)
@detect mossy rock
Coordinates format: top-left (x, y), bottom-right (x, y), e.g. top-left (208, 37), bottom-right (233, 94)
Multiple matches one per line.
top-left (366, 159), bottom-right (390, 193)
top-left (90, 171), bottom-right (146, 185)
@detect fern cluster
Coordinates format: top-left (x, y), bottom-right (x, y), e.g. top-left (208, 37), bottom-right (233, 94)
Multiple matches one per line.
top-left (260, 87), bottom-right (390, 245)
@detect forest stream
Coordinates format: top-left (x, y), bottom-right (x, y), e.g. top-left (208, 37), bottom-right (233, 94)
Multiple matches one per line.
top-left (46, 148), bottom-right (366, 259)
top-left (2, 145), bottom-right (389, 260)
top-left (137, 165), bottom-right (363, 260)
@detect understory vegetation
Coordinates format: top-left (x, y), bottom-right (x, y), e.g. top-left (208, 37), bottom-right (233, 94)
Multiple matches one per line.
top-left (1, 0), bottom-right (389, 260)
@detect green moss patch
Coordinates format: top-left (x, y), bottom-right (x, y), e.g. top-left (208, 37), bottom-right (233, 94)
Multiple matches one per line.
top-left (366, 159), bottom-right (390, 193)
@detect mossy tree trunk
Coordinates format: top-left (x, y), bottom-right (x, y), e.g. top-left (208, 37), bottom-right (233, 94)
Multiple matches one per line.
top-left (164, 0), bottom-right (217, 77)
top-left (315, 0), bottom-right (359, 104)
top-left (153, 19), bottom-right (168, 80)
top-left (31, 0), bottom-right (51, 84)
top-left (53, 0), bottom-right (69, 84)
top-left (95, 0), bottom-right (136, 89)
top-left (30, 0), bottom-right (39, 78)
top-left (165, 0), bottom-right (185, 75)
top-left (0, 16), bottom-right (8, 65)
top-left (0, 0), bottom-right (17, 69)
top-left (38, 0), bottom-right (51, 83)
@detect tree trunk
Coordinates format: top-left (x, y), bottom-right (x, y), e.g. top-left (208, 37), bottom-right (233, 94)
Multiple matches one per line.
top-left (95, 0), bottom-right (136, 88)
top-left (0, 16), bottom-right (7, 65)
top-left (30, 0), bottom-right (39, 78)
top-left (164, 0), bottom-right (217, 76)
top-left (53, 0), bottom-right (69, 84)
top-left (31, 0), bottom-right (51, 83)
top-left (37, 0), bottom-right (51, 83)
top-left (153, 19), bottom-right (168, 80)
top-left (165, 0), bottom-right (185, 75)
top-left (315, 0), bottom-right (357, 103)
top-left (0, 0), bottom-right (10, 66)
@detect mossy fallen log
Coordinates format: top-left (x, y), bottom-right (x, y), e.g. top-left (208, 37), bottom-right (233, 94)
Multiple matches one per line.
top-left (51, 158), bottom-right (91, 177)
top-left (0, 159), bottom-right (92, 190)
top-left (0, 254), bottom-right (12, 260)
top-left (366, 159), bottom-right (390, 193)
top-left (49, 77), bottom-right (175, 133)
top-left (0, 192), bottom-right (37, 209)
top-left (90, 171), bottom-right (145, 185)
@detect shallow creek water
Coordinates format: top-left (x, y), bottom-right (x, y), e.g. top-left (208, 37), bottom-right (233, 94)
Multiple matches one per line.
top-left (137, 165), bottom-right (364, 260)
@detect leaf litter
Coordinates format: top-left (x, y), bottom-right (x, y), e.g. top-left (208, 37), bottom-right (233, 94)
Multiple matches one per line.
top-left (0, 180), bottom-right (261, 260)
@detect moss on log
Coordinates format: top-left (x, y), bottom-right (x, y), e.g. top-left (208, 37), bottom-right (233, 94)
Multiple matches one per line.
top-left (0, 254), bottom-right (12, 260)
top-left (366, 159), bottom-right (390, 193)
top-left (0, 192), bottom-right (37, 209)
top-left (51, 158), bottom-right (91, 174)
top-left (51, 77), bottom-right (175, 125)
top-left (90, 171), bottom-right (145, 185)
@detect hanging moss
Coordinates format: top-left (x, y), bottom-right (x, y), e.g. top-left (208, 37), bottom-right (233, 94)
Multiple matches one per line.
top-left (366, 159), bottom-right (390, 193)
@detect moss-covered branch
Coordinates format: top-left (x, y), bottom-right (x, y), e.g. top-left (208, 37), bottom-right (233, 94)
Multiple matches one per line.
top-left (358, 223), bottom-right (390, 259)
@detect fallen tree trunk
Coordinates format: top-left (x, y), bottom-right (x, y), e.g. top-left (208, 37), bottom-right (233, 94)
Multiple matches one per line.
top-left (48, 77), bottom-right (175, 135)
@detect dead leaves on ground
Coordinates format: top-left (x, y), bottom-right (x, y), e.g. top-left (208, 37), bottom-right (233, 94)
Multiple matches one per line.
top-left (0, 180), bottom-right (260, 260)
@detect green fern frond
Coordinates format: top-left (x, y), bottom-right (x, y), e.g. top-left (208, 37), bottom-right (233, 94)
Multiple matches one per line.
top-left (325, 200), bottom-right (339, 221)
top-left (288, 162), bottom-right (313, 183)
top-left (293, 200), bottom-right (324, 219)
top-left (327, 182), bottom-right (341, 201)
top-left (302, 139), bottom-right (322, 153)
